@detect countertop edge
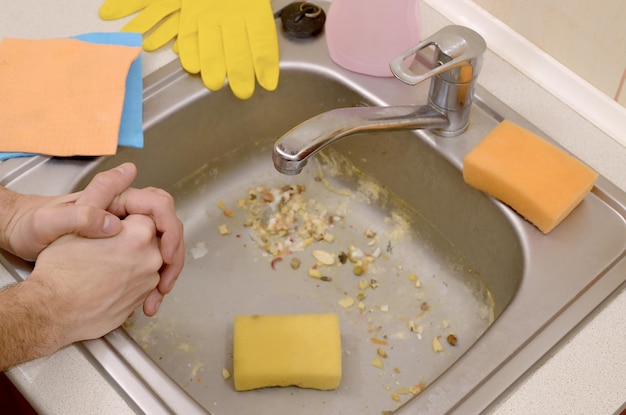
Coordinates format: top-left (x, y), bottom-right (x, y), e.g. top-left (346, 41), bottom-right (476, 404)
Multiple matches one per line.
top-left (6, 346), bottom-right (134, 414)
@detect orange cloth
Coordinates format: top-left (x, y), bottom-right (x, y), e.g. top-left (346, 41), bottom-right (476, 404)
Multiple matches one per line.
top-left (0, 38), bottom-right (141, 156)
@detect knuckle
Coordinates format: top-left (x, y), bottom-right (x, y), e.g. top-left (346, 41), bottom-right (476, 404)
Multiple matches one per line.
top-left (74, 205), bottom-right (97, 230)
top-left (147, 187), bottom-right (175, 205)
top-left (122, 215), bottom-right (155, 245)
top-left (130, 217), bottom-right (157, 242)
top-left (91, 170), bottom-right (117, 190)
top-left (145, 249), bottom-right (164, 274)
top-left (148, 272), bottom-right (161, 289)
top-left (125, 217), bottom-right (164, 270)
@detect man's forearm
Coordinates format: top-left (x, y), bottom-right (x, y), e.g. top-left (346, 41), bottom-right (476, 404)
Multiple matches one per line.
top-left (0, 279), bottom-right (60, 371)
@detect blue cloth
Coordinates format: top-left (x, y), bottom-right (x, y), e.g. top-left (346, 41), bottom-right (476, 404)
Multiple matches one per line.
top-left (0, 32), bottom-right (143, 161)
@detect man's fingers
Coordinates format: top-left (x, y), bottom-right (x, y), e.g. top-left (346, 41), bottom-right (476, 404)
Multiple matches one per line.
top-left (157, 239), bottom-right (185, 295)
top-left (39, 203), bottom-right (122, 243)
top-left (76, 164), bottom-right (183, 266)
top-left (76, 163), bottom-right (138, 209)
top-left (71, 162), bottom-right (185, 311)
top-left (109, 187), bottom-right (184, 265)
top-left (143, 287), bottom-right (164, 316)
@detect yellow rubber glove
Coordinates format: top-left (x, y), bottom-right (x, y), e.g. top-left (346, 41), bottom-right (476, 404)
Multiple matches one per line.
top-left (177, 0), bottom-right (279, 100)
top-left (99, 0), bottom-right (181, 52)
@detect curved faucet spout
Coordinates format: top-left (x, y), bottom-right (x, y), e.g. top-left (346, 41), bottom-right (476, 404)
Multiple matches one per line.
top-left (273, 105), bottom-right (448, 175)
top-left (273, 25), bottom-right (486, 176)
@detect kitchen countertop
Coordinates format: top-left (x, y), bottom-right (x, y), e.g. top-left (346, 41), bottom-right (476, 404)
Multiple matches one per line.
top-left (2, 0), bottom-right (626, 414)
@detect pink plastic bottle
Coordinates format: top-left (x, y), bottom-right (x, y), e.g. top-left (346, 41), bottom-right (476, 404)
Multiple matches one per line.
top-left (325, 0), bottom-right (421, 77)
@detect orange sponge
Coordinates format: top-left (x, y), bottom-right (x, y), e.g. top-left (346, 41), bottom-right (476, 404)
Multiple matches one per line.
top-left (463, 120), bottom-right (598, 234)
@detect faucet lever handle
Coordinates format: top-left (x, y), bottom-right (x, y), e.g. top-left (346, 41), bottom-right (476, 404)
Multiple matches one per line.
top-left (389, 25), bottom-right (486, 86)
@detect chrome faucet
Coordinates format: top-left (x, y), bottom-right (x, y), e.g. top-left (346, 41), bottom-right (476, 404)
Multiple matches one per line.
top-left (273, 25), bottom-right (487, 175)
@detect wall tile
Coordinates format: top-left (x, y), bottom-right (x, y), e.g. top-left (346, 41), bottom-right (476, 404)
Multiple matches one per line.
top-left (473, 0), bottom-right (626, 108)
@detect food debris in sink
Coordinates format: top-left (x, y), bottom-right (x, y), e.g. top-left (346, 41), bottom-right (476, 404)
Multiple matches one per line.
top-left (123, 150), bottom-right (496, 415)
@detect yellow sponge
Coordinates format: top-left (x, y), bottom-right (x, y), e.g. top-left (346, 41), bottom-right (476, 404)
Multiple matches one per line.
top-left (233, 313), bottom-right (342, 391)
top-left (463, 120), bottom-right (598, 234)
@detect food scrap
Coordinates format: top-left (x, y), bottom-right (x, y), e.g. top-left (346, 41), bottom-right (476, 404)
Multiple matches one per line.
top-left (408, 321), bottom-right (423, 336)
top-left (290, 257), bottom-right (301, 270)
top-left (408, 273), bottom-right (421, 288)
top-left (190, 242), bottom-right (208, 259)
top-left (370, 356), bottom-right (384, 369)
top-left (308, 267), bottom-right (322, 279)
top-left (338, 296), bottom-right (355, 308)
top-left (447, 334), bottom-right (458, 346)
top-left (312, 249), bottom-right (335, 265)
top-left (238, 184), bottom-right (338, 257)
top-left (370, 337), bottom-right (388, 346)
top-left (357, 279), bottom-right (370, 290)
top-left (432, 336), bottom-right (444, 353)
top-left (353, 264), bottom-right (364, 276)
top-left (221, 368), bottom-right (232, 380)
top-left (270, 257), bottom-right (283, 270)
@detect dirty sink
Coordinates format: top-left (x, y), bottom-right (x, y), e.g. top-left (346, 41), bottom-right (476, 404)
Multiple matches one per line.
top-left (1, 2), bottom-right (626, 414)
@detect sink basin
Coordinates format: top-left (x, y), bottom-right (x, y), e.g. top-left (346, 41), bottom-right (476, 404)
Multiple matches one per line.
top-left (2, 3), bottom-right (626, 414)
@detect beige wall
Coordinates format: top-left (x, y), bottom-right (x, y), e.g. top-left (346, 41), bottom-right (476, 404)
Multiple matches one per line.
top-left (472, 0), bottom-right (626, 107)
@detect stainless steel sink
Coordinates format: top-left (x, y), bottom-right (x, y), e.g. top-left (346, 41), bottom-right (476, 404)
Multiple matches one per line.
top-left (2, 3), bottom-right (626, 414)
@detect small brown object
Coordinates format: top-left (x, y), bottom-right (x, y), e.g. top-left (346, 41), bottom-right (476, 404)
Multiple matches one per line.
top-left (447, 334), bottom-right (457, 346)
